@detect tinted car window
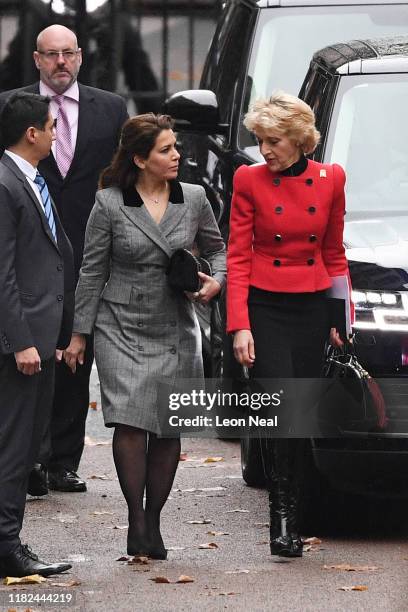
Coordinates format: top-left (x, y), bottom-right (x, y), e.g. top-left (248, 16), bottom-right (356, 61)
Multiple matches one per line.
top-left (203, 1), bottom-right (253, 124)
top-left (239, 4), bottom-right (408, 155)
top-left (325, 74), bottom-right (408, 216)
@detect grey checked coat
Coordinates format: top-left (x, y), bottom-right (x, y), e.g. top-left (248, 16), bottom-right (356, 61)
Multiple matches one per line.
top-left (73, 180), bottom-right (226, 432)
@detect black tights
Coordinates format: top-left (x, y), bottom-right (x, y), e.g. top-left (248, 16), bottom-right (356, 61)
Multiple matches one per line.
top-left (112, 425), bottom-right (180, 552)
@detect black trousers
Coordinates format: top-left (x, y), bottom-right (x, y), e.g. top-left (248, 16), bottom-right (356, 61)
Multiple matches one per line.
top-left (38, 336), bottom-right (94, 472)
top-left (0, 355), bottom-right (54, 556)
top-left (248, 287), bottom-right (330, 380)
top-left (248, 287), bottom-right (330, 484)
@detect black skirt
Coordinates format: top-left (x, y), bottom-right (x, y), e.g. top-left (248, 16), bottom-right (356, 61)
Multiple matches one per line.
top-left (248, 286), bottom-right (330, 379)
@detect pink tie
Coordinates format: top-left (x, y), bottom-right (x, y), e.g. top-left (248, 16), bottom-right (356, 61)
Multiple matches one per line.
top-left (54, 95), bottom-right (73, 178)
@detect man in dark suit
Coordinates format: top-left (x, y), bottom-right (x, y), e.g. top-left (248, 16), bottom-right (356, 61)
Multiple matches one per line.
top-left (0, 92), bottom-right (74, 576)
top-left (0, 24), bottom-right (129, 493)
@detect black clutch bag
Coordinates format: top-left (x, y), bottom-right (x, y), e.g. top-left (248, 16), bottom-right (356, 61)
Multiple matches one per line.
top-left (166, 248), bottom-right (212, 292)
top-left (318, 343), bottom-right (388, 434)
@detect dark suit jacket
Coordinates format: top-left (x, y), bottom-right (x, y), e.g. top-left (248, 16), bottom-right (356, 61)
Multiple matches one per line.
top-left (0, 154), bottom-right (75, 360)
top-left (0, 82), bottom-right (129, 278)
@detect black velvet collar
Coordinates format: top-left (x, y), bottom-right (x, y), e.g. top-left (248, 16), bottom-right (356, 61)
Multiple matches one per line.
top-left (122, 180), bottom-right (184, 207)
top-left (280, 155), bottom-right (308, 177)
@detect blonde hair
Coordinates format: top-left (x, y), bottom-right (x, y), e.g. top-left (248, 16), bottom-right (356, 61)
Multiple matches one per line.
top-left (243, 91), bottom-right (320, 155)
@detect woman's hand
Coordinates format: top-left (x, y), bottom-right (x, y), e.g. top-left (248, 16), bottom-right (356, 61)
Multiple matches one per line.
top-left (329, 327), bottom-right (344, 348)
top-left (185, 272), bottom-right (221, 305)
top-left (63, 333), bottom-right (86, 373)
top-left (233, 329), bottom-right (255, 367)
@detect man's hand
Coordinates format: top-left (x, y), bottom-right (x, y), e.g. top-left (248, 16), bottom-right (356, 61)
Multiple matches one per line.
top-left (14, 347), bottom-right (41, 375)
top-left (185, 272), bottom-right (221, 305)
top-left (63, 334), bottom-right (86, 374)
top-left (55, 349), bottom-right (63, 362)
top-left (233, 329), bottom-right (256, 367)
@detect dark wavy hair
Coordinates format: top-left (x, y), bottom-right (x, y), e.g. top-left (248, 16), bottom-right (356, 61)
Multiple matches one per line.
top-left (99, 113), bottom-right (175, 190)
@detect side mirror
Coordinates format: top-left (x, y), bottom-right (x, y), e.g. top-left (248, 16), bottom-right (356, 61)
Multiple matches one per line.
top-left (164, 89), bottom-right (229, 135)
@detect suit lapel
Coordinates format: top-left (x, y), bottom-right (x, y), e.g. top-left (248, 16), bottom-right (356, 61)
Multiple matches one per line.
top-left (159, 180), bottom-right (187, 238)
top-left (22, 182), bottom-right (60, 251)
top-left (120, 200), bottom-right (173, 258)
top-left (160, 201), bottom-right (187, 239)
top-left (1, 155), bottom-right (60, 253)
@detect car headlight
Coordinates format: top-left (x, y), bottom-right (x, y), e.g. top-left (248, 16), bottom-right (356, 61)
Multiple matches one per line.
top-left (352, 290), bottom-right (408, 331)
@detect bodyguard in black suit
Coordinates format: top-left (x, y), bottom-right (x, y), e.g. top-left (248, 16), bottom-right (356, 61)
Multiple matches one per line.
top-left (0, 24), bottom-right (129, 493)
top-left (0, 92), bottom-right (74, 576)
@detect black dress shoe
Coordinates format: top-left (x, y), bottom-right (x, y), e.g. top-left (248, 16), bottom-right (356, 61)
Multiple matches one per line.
top-left (48, 468), bottom-right (87, 492)
top-left (0, 544), bottom-right (71, 577)
top-left (27, 463), bottom-right (48, 496)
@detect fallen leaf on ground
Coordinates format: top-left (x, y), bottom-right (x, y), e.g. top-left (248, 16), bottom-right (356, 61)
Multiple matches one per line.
top-left (226, 508), bottom-right (249, 513)
top-left (84, 436), bottom-right (111, 446)
top-left (219, 592), bottom-right (240, 596)
top-left (304, 537), bottom-right (322, 545)
top-left (89, 474), bottom-right (111, 480)
top-left (50, 579), bottom-right (81, 587)
top-left (256, 541), bottom-right (269, 545)
top-left (207, 531), bottom-right (230, 536)
top-left (51, 514), bottom-right (78, 524)
top-left (179, 453), bottom-right (188, 461)
top-left (176, 575), bottom-right (194, 583)
top-left (89, 401), bottom-right (98, 410)
top-left (338, 585), bottom-right (368, 591)
top-left (111, 524), bottom-right (128, 530)
top-left (254, 522), bottom-right (269, 527)
top-left (225, 569), bottom-right (249, 574)
top-left (4, 574), bottom-right (46, 585)
top-left (199, 542), bottom-right (219, 549)
top-left (128, 556), bottom-right (149, 565)
top-left (116, 556), bottom-right (130, 561)
top-left (186, 519), bottom-right (212, 524)
top-left (324, 564), bottom-right (379, 572)
top-left (91, 511), bottom-right (113, 516)
top-left (150, 576), bottom-right (171, 583)
top-left (203, 457), bottom-right (224, 463)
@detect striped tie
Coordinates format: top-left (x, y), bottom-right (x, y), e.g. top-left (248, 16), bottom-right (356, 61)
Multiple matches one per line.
top-left (34, 172), bottom-right (57, 243)
top-left (54, 95), bottom-right (73, 177)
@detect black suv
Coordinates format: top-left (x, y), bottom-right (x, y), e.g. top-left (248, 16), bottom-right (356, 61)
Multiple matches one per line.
top-left (297, 36), bottom-right (408, 496)
top-left (166, 1), bottom-right (408, 495)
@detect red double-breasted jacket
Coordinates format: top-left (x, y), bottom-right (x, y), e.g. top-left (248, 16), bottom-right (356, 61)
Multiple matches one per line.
top-left (226, 160), bottom-right (352, 333)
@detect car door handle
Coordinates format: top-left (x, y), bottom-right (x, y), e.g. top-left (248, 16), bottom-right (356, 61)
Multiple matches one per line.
top-left (185, 158), bottom-right (198, 168)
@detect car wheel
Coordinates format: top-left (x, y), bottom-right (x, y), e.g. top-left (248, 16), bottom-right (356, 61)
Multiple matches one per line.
top-left (240, 436), bottom-right (266, 487)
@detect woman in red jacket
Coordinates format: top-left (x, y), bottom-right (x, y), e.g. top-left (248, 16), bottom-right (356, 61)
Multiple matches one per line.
top-left (227, 92), bottom-right (351, 558)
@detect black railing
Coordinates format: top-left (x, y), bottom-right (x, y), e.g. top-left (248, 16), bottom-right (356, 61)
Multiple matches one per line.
top-left (0, 0), bottom-right (222, 109)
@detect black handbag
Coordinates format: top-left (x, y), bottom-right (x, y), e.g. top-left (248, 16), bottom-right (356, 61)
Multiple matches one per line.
top-left (166, 248), bottom-right (212, 292)
top-left (319, 343), bottom-right (388, 434)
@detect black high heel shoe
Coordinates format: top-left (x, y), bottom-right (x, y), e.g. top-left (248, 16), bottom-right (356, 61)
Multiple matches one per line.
top-left (127, 526), bottom-right (149, 557)
top-left (145, 516), bottom-right (167, 560)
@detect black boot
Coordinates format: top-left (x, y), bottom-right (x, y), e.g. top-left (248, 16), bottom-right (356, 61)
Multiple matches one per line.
top-left (267, 440), bottom-right (303, 558)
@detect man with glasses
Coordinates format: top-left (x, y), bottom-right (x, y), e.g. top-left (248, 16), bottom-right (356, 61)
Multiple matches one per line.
top-left (0, 24), bottom-right (129, 495)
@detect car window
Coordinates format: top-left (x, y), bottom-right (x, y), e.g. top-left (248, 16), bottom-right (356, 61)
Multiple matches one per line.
top-left (239, 4), bottom-right (408, 155)
top-left (202, 1), bottom-right (254, 125)
top-left (324, 74), bottom-right (408, 221)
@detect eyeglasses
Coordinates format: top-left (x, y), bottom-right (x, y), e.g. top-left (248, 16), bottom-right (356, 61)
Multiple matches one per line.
top-left (37, 50), bottom-right (80, 61)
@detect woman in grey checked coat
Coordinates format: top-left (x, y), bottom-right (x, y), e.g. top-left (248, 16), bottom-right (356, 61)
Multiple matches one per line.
top-left (64, 114), bottom-right (226, 560)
